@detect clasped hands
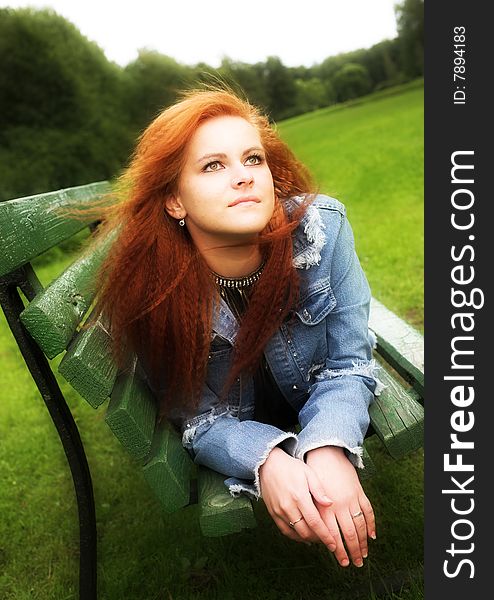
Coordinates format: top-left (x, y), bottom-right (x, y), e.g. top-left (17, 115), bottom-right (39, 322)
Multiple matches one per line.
top-left (258, 445), bottom-right (376, 568)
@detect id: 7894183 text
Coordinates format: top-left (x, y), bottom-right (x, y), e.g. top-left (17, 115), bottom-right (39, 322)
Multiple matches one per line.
top-left (453, 26), bottom-right (466, 105)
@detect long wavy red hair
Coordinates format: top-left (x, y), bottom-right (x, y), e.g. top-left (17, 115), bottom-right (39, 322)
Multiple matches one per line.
top-left (94, 87), bottom-right (316, 419)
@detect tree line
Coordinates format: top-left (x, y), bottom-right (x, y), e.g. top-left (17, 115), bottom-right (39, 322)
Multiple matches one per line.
top-left (0, 0), bottom-right (423, 201)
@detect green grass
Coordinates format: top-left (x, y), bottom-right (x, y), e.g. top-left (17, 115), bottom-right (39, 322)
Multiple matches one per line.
top-left (278, 79), bottom-right (424, 330)
top-left (0, 82), bottom-right (424, 599)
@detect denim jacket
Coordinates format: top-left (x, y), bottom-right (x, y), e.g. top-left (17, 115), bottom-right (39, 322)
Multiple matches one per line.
top-left (179, 194), bottom-right (379, 499)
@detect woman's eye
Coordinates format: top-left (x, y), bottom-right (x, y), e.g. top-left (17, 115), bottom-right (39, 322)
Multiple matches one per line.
top-left (245, 154), bottom-right (263, 166)
top-left (204, 161), bottom-right (222, 172)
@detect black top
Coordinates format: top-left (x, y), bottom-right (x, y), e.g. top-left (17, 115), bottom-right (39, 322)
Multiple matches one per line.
top-left (214, 265), bottom-right (298, 429)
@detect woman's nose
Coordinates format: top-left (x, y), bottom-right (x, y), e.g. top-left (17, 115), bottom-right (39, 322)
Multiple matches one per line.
top-left (231, 168), bottom-right (254, 188)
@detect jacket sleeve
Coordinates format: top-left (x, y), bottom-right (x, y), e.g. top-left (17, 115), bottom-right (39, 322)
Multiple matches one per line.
top-left (295, 210), bottom-right (377, 468)
top-left (180, 385), bottom-right (297, 497)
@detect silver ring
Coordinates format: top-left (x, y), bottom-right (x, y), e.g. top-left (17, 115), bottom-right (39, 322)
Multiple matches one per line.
top-left (351, 510), bottom-right (363, 519)
top-left (289, 516), bottom-right (304, 528)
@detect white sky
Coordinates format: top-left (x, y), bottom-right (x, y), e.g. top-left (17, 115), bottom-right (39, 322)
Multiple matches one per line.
top-left (2, 1), bottom-right (399, 68)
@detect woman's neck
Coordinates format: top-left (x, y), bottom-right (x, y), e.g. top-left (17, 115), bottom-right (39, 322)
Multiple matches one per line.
top-left (201, 244), bottom-right (263, 278)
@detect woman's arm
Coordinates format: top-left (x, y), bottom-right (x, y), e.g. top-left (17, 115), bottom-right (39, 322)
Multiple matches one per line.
top-left (295, 209), bottom-right (376, 466)
top-left (261, 207), bottom-right (378, 567)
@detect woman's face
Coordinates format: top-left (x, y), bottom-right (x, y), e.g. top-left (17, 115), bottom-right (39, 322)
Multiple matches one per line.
top-left (167, 115), bottom-right (275, 250)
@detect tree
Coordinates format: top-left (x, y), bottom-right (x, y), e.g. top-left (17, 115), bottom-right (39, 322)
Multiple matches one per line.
top-left (332, 63), bottom-right (372, 102)
top-left (124, 50), bottom-right (194, 130)
top-left (0, 7), bottom-right (133, 200)
top-left (261, 56), bottom-right (298, 121)
top-left (395, 0), bottom-right (424, 77)
top-left (315, 49), bottom-right (367, 82)
top-left (358, 39), bottom-right (403, 89)
top-left (294, 78), bottom-right (331, 114)
top-left (217, 58), bottom-right (270, 110)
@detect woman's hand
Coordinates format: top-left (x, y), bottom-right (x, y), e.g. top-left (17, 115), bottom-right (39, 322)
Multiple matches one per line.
top-left (305, 445), bottom-right (376, 568)
top-left (258, 447), bottom-right (336, 551)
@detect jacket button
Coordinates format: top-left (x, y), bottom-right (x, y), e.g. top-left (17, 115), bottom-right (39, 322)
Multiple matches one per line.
top-left (303, 309), bottom-right (311, 320)
top-left (293, 385), bottom-right (298, 390)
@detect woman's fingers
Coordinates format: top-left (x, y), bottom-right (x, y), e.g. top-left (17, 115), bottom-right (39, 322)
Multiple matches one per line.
top-left (336, 497), bottom-right (375, 567)
top-left (359, 492), bottom-right (377, 541)
top-left (319, 511), bottom-right (349, 566)
top-left (274, 517), bottom-right (306, 543)
top-left (350, 507), bottom-right (368, 559)
top-left (270, 507), bottom-right (318, 544)
top-left (338, 512), bottom-right (364, 567)
top-left (275, 499), bottom-right (337, 550)
top-left (304, 466), bottom-right (334, 507)
top-left (269, 496), bottom-right (374, 568)
top-left (317, 504), bottom-right (367, 567)
top-left (267, 493), bottom-right (337, 549)
top-left (297, 500), bottom-right (337, 550)
top-left (280, 517), bottom-right (316, 545)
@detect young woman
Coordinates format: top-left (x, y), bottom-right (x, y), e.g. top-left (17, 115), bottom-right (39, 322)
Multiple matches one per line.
top-left (95, 88), bottom-right (379, 569)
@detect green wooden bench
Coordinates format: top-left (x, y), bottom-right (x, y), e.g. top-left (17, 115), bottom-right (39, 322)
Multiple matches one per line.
top-left (0, 182), bottom-right (424, 599)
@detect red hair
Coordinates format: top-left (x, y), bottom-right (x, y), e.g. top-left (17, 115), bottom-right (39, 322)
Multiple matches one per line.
top-left (94, 87), bottom-right (315, 418)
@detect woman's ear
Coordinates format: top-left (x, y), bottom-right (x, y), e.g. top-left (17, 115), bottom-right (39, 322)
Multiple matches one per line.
top-left (164, 194), bottom-right (186, 220)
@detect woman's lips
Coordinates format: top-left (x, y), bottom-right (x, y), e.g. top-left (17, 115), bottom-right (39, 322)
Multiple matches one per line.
top-left (228, 195), bottom-right (261, 207)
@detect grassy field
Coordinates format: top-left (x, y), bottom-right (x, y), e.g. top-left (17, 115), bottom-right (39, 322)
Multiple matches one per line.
top-left (278, 79), bottom-right (424, 331)
top-left (0, 81), bottom-right (424, 599)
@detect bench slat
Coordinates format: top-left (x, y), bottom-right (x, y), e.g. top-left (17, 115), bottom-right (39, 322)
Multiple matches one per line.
top-left (369, 297), bottom-right (424, 398)
top-left (58, 315), bottom-right (117, 408)
top-left (105, 361), bottom-right (157, 463)
top-left (198, 468), bottom-right (257, 537)
top-left (20, 236), bottom-right (113, 359)
top-left (141, 423), bottom-right (194, 513)
top-left (368, 366), bottom-right (424, 459)
top-left (0, 182), bottom-right (111, 277)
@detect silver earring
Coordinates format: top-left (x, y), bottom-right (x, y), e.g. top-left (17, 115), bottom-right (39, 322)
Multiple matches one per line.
top-left (179, 218), bottom-right (185, 227)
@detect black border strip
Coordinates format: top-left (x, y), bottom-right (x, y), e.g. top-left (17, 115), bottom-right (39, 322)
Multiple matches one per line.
top-left (425, 2), bottom-right (489, 597)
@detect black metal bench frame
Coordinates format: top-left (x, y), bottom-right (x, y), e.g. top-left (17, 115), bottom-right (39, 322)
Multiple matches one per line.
top-left (0, 264), bottom-right (97, 599)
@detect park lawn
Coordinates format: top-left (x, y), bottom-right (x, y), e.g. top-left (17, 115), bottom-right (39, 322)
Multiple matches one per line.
top-left (0, 82), bottom-right (424, 599)
top-left (278, 80), bottom-right (424, 331)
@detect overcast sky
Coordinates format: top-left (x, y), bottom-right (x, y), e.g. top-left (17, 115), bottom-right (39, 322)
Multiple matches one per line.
top-left (2, 1), bottom-right (399, 68)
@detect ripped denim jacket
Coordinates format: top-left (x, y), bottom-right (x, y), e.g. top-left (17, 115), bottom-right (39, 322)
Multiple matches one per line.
top-left (178, 194), bottom-right (380, 499)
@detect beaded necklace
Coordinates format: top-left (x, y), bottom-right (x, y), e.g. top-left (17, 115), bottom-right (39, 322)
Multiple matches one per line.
top-left (211, 260), bottom-right (266, 289)
top-left (212, 260), bottom-right (266, 321)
